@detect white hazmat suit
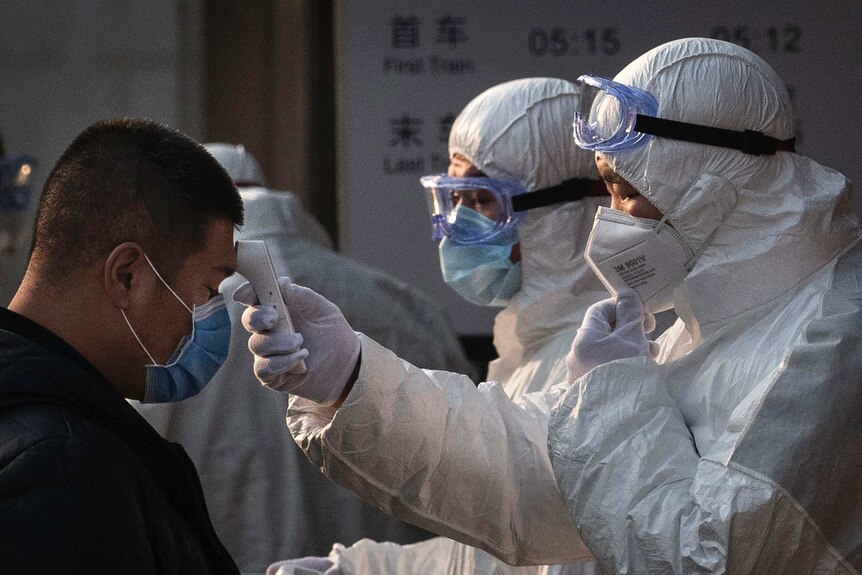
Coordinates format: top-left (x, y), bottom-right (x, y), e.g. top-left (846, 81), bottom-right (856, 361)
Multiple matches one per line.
top-left (320, 78), bottom-right (609, 574)
top-left (549, 38), bottom-right (862, 574)
top-left (136, 149), bottom-right (475, 573)
top-left (284, 38), bottom-right (862, 574)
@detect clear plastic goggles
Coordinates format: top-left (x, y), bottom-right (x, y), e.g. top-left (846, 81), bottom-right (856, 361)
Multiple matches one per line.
top-left (420, 174), bottom-right (526, 244)
top-left (574, 74), bottom-right (795, 156)
top-left (574, 75), bottom-right (659, 152)
top-left (0, 155), bottom-right (37, 211)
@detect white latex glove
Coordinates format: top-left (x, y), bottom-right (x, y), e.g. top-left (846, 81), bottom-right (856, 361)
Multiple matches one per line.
top-left (234, 277), bottom-right (361, 406)
top-left (566, 288), bottom-right (660, 384)
top-left (267, 556), bottom-right (341, 575)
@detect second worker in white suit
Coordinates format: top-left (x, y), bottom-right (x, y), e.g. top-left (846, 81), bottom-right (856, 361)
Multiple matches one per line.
top-left (267, 78), bottom-right (610, 574)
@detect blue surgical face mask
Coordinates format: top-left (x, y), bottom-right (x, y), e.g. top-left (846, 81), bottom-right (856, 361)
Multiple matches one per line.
top-left (438, 206), bottom-right (521, 307)
top-left (121, 254), bottom-right (231, 403)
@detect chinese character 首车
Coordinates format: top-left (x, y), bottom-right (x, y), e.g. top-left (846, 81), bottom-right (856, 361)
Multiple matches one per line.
top-left (390, 15), bottom-right (420, 49)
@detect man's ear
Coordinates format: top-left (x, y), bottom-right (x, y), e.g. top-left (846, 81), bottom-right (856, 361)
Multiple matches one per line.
top-left (103, 242), bottom-right (146, 309)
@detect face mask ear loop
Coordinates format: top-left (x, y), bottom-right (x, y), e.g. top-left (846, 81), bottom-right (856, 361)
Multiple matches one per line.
top-left (653, 214), bottom-right (670, 234)
top-left (121, 309), bottom-right (157, 365)
top-left (143, 253), bottom-right (193, 314)
top-left (650, 204), bottom-right (700, 270)
top-left (651, 207), bottom-right (703, 271)
top-left (683, 223), bottom-right (725, 272)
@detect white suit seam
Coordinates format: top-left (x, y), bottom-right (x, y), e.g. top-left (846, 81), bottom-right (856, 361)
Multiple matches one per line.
top-left (717, 285), bottom-right (857, 573)
top-left (715, 458), bottom-right (860, 575)
top-left (726, 360), bottom-right (785, 463)
top-left (697, 243), bottom-right (849, 331)
top-left (825, 236), bottom-right (862, 292)
top-left (726, 250), bottom-right (845, 461)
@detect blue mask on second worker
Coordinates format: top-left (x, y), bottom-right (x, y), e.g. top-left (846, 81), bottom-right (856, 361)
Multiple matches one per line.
top-left (439, 206), bottom-right (521, 307)
top-left (122, 255), bottom-right (232, 403)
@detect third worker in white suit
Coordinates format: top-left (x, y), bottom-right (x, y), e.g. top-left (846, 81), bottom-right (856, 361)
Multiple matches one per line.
top-left (267, 78), bottom-right (611, 574)
top-left (239, 38), bottom-right (862, 574)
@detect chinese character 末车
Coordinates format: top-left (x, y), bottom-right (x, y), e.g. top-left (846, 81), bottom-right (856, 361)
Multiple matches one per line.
top-left (390, 115), bottom-right (424, 149)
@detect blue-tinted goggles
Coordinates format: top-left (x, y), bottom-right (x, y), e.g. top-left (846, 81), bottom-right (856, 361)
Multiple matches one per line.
top-left (574, 74), bottom-right (795, 156)
top-left (420, 173), bottom-right (606, 244)
top-left (0, 155), bottom-right (37, 211)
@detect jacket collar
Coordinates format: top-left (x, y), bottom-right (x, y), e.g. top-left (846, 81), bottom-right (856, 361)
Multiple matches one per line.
top-left (0, 307), bottom-right (168, 456)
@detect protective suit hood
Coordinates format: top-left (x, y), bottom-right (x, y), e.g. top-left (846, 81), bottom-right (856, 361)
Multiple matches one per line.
top-left (237, 188), bottom-right (333, 250)
top-left (204, 142), bottom-right (267, 187)
top-left (600, 38), bottom-right (857, 335)
top-left (450, 77), bottom-right (596, 191)
top-left (449, 78), bottom-right (608, 390)
top-left (203, 141), bottom-right (333, 249)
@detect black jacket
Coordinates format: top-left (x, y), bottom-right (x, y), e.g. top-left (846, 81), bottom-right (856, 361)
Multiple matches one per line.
top-left (0, 307), bottom-right (239, 574)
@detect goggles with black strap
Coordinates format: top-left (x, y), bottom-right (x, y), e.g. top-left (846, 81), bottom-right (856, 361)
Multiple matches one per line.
top-left (573, 74), bottom-right (795, 156)
top-left (420, 173), bottom-right (606, 244)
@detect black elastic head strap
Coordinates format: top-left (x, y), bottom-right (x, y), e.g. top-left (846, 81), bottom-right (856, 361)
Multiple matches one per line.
top-left (511, 177), bottom-right (607, 213)
top-left (635, 115), bottom-right (796, 156)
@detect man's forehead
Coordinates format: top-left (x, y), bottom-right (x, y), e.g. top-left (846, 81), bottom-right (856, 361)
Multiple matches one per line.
top-left (198, 219), bottom-right (237, 276)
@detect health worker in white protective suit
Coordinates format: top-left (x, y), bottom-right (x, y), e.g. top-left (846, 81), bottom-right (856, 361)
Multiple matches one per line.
top-left (238, 38), bottom-right (862, 574)
top-left (266, 78), bottom-right (612, 575)
top-left (135, 144), bottom-right (476, 574)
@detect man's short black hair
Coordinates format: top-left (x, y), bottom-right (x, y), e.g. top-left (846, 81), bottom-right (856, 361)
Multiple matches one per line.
top-left (31, 118), bottom-right (243, 282)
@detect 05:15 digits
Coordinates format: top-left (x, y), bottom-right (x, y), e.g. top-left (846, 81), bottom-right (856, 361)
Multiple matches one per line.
top-left (527, 27), bottom-right (620, 57)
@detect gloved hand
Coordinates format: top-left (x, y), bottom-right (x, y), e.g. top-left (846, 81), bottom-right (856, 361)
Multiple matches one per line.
top-left (267, 556), bottom-right (341, 575)
top-left (566, 288), bottom-right (660, 384)
top-left (234, 277), bottom-right (361, 406)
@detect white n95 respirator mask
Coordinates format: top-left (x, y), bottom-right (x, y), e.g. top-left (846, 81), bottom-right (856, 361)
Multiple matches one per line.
top-left (585, 206), bottom-right (696, 314)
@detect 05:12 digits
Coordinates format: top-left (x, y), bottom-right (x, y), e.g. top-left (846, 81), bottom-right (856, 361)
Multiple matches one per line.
top-left (710, 24), bottom-right (801, 54)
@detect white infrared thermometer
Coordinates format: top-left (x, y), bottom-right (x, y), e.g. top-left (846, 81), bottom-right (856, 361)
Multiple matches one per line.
top-left (235, 240), bottom-right (307, 374)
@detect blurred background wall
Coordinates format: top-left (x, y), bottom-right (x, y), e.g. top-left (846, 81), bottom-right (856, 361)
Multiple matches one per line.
top-left (0, 0), bottom-right (334, 305)
top-left (1, 1), bottom-right (860, 340)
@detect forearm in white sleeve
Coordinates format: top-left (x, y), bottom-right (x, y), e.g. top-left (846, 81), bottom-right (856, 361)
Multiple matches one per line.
top-left (331, 536), bottom-right (547, 575)
top-left (288, 334), bottom-right (592, 566)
